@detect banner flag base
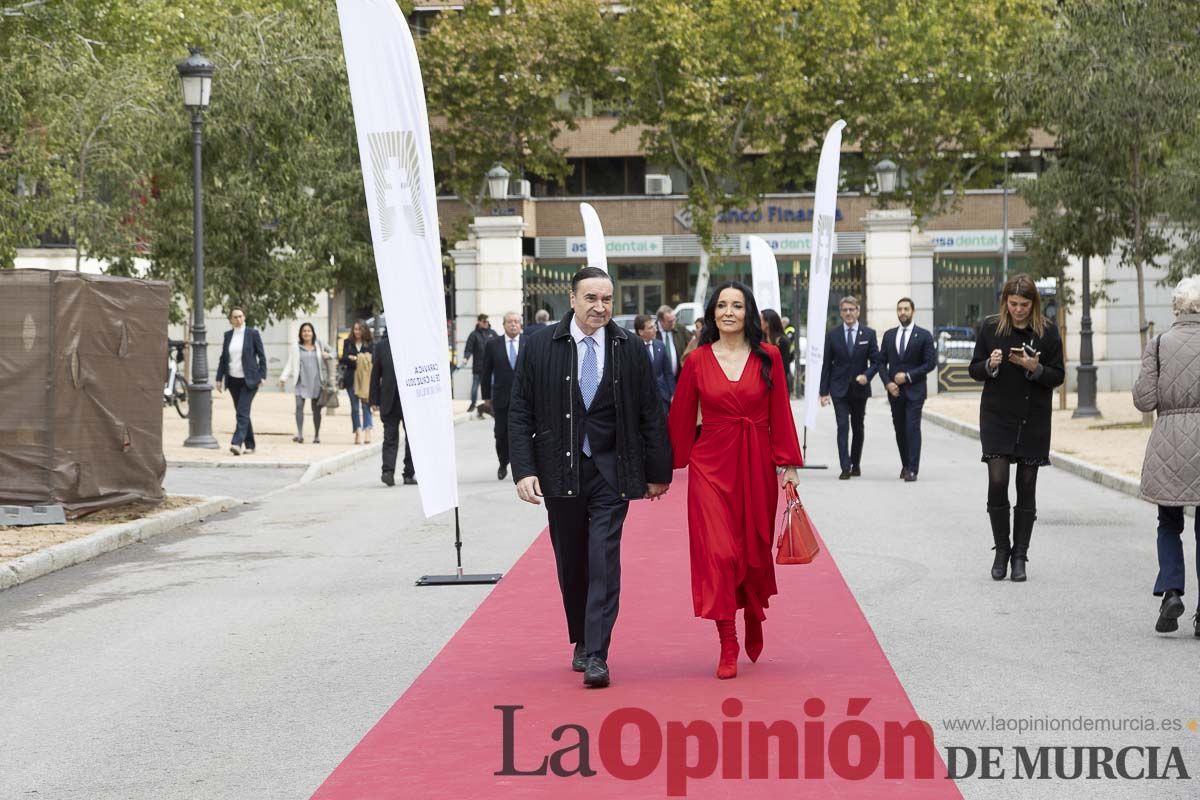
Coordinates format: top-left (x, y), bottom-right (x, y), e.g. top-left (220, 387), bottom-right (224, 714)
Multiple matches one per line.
top-left (415, 507), bottom-right (504, 588)
top-left (800, 425), bottom-right (829, 470)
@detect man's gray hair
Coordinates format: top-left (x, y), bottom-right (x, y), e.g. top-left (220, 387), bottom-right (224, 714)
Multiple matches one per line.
top-left (535, 309), bottom-right (550, 322)
top-left (1173, 276), bottom-right (1200, 315)
top-left (503, 310), bottom-right (521, 322)
top-left (655, 304), bottom-right (674, 320)
top-left (839, 295), bottom-right (860, 308)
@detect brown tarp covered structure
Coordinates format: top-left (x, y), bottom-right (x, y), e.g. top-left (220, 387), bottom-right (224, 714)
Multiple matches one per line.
top-left (0, 269), bottom-right (169, 516)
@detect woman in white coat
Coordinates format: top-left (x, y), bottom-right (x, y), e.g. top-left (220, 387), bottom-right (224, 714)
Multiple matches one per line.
top-left (279, 322), bottom-right (333, 443)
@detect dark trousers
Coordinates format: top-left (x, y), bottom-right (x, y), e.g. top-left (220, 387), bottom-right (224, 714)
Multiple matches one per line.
top-left (493, 407), bottom-right (509, 467)
top-left (832, 395), bottom-right (867, 472)
top-left (1154, 505), bottom-right (1200, 597)
top-left (226, 377), bottom-right (256, 449)
top-left (888, 391), bottom-right (925, 474)
top-left (381, 413), bottom-right (414, 479)
top-left (544, 458), bottom-right (629, 660)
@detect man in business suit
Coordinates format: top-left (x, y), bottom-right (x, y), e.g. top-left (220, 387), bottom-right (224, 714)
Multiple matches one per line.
top-left (369, 334), bottom-right (417, 486)
top-left (635, 314), bottom-right (674, 407)
top-left (215, 307), bottom-right (268, 455)
top-left (655, 304), bottom-right (691, 379)
top-left (523, 308), bottom-right (551, 335)
top-left (879, 297), bottom-right (938, 482)
top-left (480, 311), bottom-right (525, 480)
top-left (510, 267), bottom-right (672, 688)
top-left (819, 295), bottom-right (879, 479)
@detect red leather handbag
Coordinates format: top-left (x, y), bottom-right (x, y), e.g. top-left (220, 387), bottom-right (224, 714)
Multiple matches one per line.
top-left (776, 482), bottom-right (820, 565)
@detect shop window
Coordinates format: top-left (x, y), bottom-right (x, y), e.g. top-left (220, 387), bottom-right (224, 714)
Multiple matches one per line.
top-left (584, 157), bottom-right (625, 196)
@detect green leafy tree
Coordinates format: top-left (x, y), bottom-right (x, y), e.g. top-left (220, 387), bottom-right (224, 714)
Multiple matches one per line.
top-left (1013, 0), bottom-right (1200, 371)
top-left (419, 0), bottom-right (614, 217)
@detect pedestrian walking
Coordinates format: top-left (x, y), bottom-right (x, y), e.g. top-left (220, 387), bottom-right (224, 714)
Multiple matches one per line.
top-left (524, 308), bottom-right (551, 335)
top-left (878, 298), bottom-right (938, 481)
top-left (463, 313), bottom-right (498, 415)
top-left (340, 320), bottom-right (375, 444)
top-left (761, 309), bottom-right (794, 394)
top-left (480, 312), bottom-right (525, 480)
top-left (968, 273), bottom-right (1064, 582)
top-left (668, 281), bottom-right (803, 679)
top-left (1132, 276), bottom-right (1200, 634)
top-left (819, 296), bottom-right (879, 479)
top-left (636, 314), bottom-right (674, 407)
top-left (369, 334), bottom-right (417, 486)
top-left (279, 322), bottom-right (333, 444)
top-left (656, 304), bottom-right (691, 379)
top-left (215, 307), bottom-right (268, 456)
top-left (509, 266), bottom-right (672, 689)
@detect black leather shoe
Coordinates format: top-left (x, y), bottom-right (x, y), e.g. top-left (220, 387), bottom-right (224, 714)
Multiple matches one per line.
top-left (498, 464), bottom-right (507, 480)
top-left (382, 472), bottom-right (395, 486)
top-left (571, 643), bottom-right (587, 673)
top-left (899, 469), bottom-right (908, 479)
top-left (1157, 590), bottom-right (1185, 633)
top-left (850, 466), bottom-right (861, 477)
top-left (467, 403), bottom-right (476, 413)
top-left (403, 475), bottom-right (418, 485)
top-left (583, 656), bottom-right (610, 688)
top-left (904, 472), bottom-right (917, 482)
top-left (838, 471), bottom-right (851, 480)
top-left (1192, 612), bottom-right (1200, 639)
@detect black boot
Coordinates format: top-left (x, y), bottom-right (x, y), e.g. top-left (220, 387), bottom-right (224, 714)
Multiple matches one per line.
top-left (988, 505), bottom-right (1011, 581)
top-left (1011, 508), bottom-right (1036, 582)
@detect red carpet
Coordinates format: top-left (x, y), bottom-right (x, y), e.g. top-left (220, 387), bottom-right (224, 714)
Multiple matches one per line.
top-left (311, 470), bottom-right (963, 799)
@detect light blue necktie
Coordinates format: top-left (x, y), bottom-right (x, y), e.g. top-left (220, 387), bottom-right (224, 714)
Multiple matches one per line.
top-left (508, 338), bottom-right (517, 369)
top-left (580, 336), bottom-right (598, 456)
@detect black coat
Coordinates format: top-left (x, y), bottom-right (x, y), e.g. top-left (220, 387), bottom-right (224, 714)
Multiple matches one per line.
top-left (368, 337), bottom-right (402, 419)
top-left (509, 314), bottom-right (672, 500)
top-left (968, 316), bottom-right (1065, 459)
top-left (480, 334), bottom-right (525, 410)
top-left (819, 324), bottom-right (880, 399)
top-left (878, 325), bottom-right (938, 402)
top-left (216, 327), bottom-right (268, 387)
top-left (339, 338), bottom-right (374, 386)
top-left (465, 325), bottom-right (498, 374)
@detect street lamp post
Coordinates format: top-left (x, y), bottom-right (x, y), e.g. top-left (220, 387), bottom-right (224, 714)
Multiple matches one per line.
top-left (177, 47), bottom-right (218, 448)
top-left (1073, 253), bottom-right (1101, 418)
top-left (873, 158), bottom-right (899, 198)
top-left (486, 163), bottom-right (510, 203)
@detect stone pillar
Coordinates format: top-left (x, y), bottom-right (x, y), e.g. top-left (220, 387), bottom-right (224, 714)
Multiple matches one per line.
top-left (453, 215), bottom-right (525, 358)
top-left (862, 208), bottom-right (917, 329)
top-left (909, 231), bottom-right (938, 394)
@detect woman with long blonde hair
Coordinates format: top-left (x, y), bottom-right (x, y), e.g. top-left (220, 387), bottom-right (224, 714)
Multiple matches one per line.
top-left (968, 274), bottom-right (1064, 583)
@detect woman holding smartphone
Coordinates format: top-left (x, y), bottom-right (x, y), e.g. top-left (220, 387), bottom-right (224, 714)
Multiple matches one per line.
top-left (969, 274), bottom-right (1064, 582)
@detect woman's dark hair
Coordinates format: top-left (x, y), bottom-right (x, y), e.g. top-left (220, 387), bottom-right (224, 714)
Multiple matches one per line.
top-left (700, 281), bottom-right (772, 389)
top-left (297, 322), bottom-right (316, 345)
top-left (351, 319), bottom-right (373, 343)
top-left (633, 314), bottom-right (654, 333)
top-left (760, 308), bottom-right (785, 346)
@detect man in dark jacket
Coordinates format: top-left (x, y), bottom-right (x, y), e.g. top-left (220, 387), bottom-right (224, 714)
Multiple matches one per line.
top-left (509, 267), bottom-right (672, 688)
top-left (480, 311), bottom-right (525, 480)
top-left (819, 295), bottom-right (879, 479)
top-left (523, 308), bottom-right (551, 335)
top-left (878, 298), bottom-right (938, 482)
top-left (369, 335), bottom-right (416, 486)
top-left (463, 314), bottom-right (497, 415)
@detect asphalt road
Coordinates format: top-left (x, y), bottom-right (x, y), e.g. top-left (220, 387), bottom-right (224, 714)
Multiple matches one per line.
top-left (2, 399), bottom-right (1197, 799)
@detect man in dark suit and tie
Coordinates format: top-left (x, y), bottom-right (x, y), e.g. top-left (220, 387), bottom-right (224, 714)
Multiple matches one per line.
top-left (481, 311), bottom-right (525, 480)
top-left (510, 267), bottom-right (672, 688)
top-left (819, 295), bottom-right (879, 479)
top-left (655, 304), bottom-right (691, 379)
top-left (635, 314), bottom-right (674, 407)
top-left (369, 334), bottom-right (417, 486)
top-left (878, 298), bottom-right (938, 482)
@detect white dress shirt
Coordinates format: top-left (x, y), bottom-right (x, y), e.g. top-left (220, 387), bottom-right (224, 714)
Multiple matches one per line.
top-left (570, 316), bottom-right (606, 377)
top-left (228, 327), bottom-right (246, 379)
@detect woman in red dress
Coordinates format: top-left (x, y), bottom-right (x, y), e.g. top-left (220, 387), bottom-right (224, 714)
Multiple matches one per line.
top-left (668, 281), bottom-right (804, 679)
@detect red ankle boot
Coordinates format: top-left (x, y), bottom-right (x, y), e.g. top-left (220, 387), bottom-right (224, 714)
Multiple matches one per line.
top-left (716, 620), bottom-right (739, 679)
top-left (744, 613), bottom-right (763, 663)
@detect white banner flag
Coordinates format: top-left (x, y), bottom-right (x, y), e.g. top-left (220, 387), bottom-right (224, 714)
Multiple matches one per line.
top-left (579, 202), bottom-right (609, 273)
top-left (747, 235), bottom-right (781, 314)
top-left (804, 120), bottom-right (847, 431)
top-left (337, 0), bottom-right (457, 517)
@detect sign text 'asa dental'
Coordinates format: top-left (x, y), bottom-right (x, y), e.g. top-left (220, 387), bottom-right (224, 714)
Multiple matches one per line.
top-left (566, 236), bottom-right (663, 257)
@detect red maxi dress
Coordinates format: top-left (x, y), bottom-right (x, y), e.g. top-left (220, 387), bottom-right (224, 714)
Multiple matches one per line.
top-left (667, 343), bottom-right (804, 621)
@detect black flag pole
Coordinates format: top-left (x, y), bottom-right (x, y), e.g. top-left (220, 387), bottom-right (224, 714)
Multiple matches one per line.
top-left (800, 425), bottom-right (828, 470)
top-left (416, 507), bottom-right (503, 586)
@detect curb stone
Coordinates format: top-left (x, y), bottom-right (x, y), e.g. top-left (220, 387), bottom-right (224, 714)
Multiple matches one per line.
top-left (0, 495), bottom-right (240, 592)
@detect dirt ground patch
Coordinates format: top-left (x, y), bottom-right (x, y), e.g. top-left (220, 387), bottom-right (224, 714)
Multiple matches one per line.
top-left (0, 496), bottom-right (201, 561)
